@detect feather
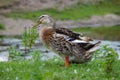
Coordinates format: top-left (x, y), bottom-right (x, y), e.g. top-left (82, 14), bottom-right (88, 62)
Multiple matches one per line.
top-left (70, 40), bottom-right (87, 43)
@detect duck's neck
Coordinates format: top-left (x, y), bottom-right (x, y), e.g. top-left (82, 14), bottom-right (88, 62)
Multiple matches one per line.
top-left (53, 22), bottom-right (56, 28)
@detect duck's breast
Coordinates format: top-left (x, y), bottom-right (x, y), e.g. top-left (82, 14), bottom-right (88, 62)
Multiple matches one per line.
top-left (39, 27), bottom-right (55, 47)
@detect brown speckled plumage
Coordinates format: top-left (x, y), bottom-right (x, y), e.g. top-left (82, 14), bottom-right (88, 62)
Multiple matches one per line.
top-left (33, 15), bottom-right (101, 65)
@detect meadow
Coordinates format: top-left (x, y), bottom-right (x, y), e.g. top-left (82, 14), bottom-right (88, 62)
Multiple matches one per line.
top-left (0, 45), bottom-right (120, 80)
top-left (3, 1), bottom-right (120, 20)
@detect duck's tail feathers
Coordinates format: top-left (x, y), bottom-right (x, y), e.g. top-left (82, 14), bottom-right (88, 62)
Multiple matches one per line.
top-left (87, 41), bottom-right (101, 53)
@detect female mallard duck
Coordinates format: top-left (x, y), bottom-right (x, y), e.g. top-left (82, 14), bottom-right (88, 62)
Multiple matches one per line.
top-left (33, 15), bottom-right (100, 67)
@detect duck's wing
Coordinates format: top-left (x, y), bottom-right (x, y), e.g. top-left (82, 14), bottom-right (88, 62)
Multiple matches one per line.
top-left (50, 34), bottom-right (100, 63)
top-left (54, 27), bottom-right (93, 41)
top-left (54, 27), bottom-right (81, 39)
top-left (51, 32), bottom-right (100, 58)
top-left (66, 38), bottom-right (100, 61)
top-left (67, 37), bottom-right (100, 51)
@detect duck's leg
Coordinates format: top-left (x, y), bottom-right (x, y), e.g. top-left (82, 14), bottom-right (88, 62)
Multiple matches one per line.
top-left (65, 55), bottom-right (69, 67)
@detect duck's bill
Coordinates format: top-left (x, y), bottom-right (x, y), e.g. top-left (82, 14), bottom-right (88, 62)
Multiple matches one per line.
top-left (32, 21), bottom-right (42, 28)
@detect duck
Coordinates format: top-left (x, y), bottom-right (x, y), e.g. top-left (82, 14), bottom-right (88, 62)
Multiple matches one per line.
top-left (33, 15), bottom-right (100, 67)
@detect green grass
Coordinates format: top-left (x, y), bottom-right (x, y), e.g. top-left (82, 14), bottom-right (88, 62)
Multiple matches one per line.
top-left (0, 22), bottom-right (5, 30)
top-left (72, 26), bottom-right (120, 41)
top-left (0, 60), bottom-right (118, 80)
top-left (3, 1), bottom-right (120, 20)
top-left (0, 45), bottom-right (120, 80)
top-left (0, 54), bottom-right (120, 80)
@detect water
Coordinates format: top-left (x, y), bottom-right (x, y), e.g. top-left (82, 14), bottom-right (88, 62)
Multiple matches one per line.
top-left (0, 38), bottom-right (120, 62)
top-left (100, 40), bottom-right (120, 53)
top-left (100, 40), bottom-right (120, 59)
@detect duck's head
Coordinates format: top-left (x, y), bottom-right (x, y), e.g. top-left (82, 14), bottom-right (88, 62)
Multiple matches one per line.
top-left (33, 15), bottom-right (55, 28)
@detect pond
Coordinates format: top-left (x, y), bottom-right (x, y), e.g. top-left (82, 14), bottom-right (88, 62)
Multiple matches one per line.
top-left (0, 38), bottom-right (120, 62)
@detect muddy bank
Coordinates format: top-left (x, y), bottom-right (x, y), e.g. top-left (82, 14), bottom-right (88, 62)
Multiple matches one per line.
top-left (0, 16), bottom-right (34, 36)
top-left (0, 14), bottom-right (120, 36)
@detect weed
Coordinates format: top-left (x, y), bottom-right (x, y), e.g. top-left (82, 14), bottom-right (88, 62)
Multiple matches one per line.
top-left (94, 44), bottom-right (119, 79)
top-left (8, 46), bottom-right (23, 61)
top-left (8, 26), bottom-right (38, 60)
top-left (103, 45), bottom-right (118, 79)
top-left (22, 26), bottom-right (38, 49)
